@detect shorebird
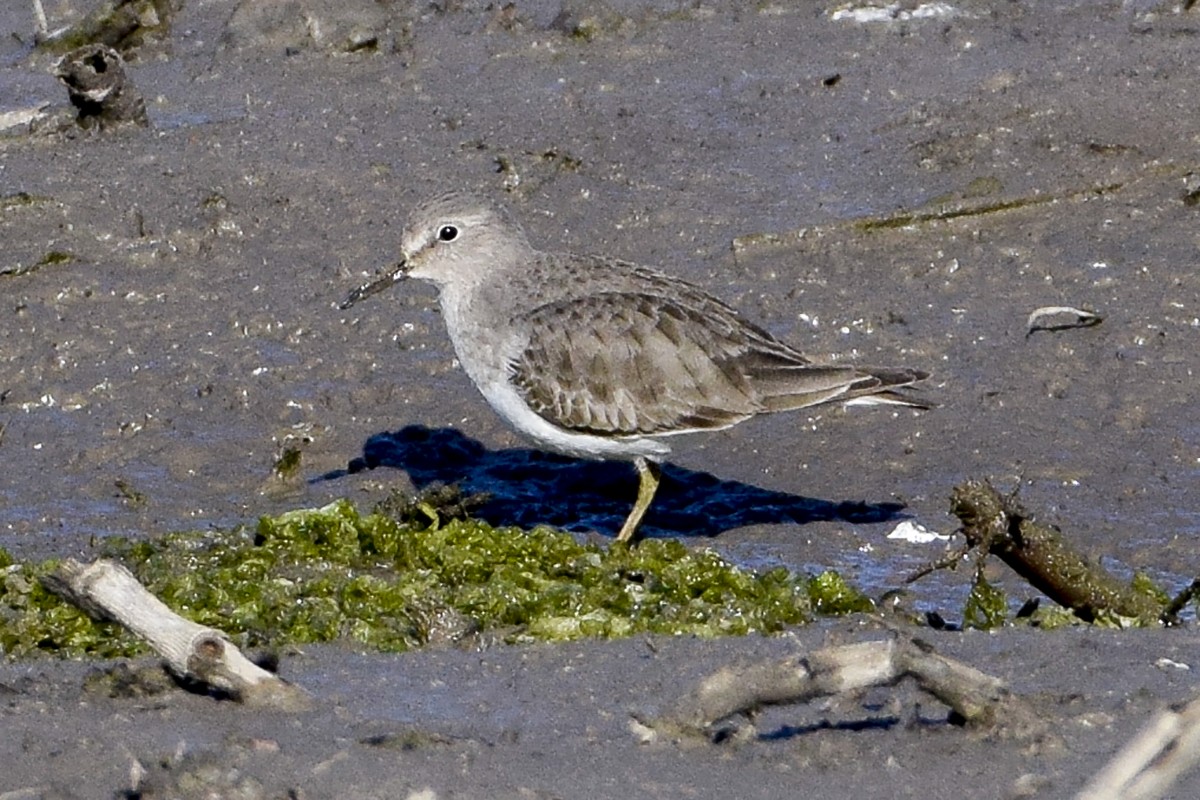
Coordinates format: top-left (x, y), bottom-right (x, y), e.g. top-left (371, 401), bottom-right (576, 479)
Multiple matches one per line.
top-left (341, 192), bottom-right (928, 543)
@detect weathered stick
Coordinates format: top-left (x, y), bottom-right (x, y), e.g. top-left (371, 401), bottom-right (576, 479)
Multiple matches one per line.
top-left (950, 480), bottom-right (1164, 624)
top-left (42, 559), bottom-right (309, 710)
top-left (1076, 692), bottom-right (1200, 800)
top-left (31, 0), bottom-right (49, 37)
top-left (648, 637), bottom-right (1045, 741)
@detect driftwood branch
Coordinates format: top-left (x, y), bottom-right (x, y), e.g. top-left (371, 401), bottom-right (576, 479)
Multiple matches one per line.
top-left (948, 480), bottom-right (1164, 624)
top-left (646, 637), bottom-right (1046, 742)
top-left (42, 559), bottom-right (309, 710)
top-left (1077, 692), bottom-right (1200, 800)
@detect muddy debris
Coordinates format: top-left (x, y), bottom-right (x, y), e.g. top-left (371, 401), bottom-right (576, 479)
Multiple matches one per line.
top-left (35, 0), bottom-right (174, 55)
top-left (920, 480), bottom-right (1179, 626)
top-left (54, 43), bottom-right (148, 130)
top-left (221, 0), bottom-right (397, 53)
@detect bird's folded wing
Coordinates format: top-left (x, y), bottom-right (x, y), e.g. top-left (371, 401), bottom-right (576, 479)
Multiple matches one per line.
top-left (508, 293), bottom-right (861, 436)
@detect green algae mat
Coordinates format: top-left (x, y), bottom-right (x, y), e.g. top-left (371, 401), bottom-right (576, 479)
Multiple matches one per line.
top-left (0, 496), bottom-right (873, 659)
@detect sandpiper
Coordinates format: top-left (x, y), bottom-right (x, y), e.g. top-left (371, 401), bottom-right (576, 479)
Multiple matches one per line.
top-left (341, 191), bottom-right (928, 543)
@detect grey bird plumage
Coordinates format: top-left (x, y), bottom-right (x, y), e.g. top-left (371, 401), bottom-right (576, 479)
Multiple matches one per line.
top-left (342, 191), bottom-right (929, 543)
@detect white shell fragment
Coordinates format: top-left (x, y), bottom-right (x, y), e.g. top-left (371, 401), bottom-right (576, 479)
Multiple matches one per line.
top-left (887, 520), bottom-right (950, 544)
top-left (1026, 306), bottom-right (1102, 336)
top-left (831, 2), bottom-right (963, 23)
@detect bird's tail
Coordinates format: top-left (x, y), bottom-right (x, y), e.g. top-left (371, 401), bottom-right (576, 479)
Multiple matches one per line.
top-left (842, 367), bottom-right (933, 409)
top-left (752, 363), bottom-right (932, 413)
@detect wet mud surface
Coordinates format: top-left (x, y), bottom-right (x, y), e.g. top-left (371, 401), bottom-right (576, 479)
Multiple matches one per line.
top-left (1, 625), bottom-right (1197, 798)
top-left (2, 0), bottom-right (1199, 796)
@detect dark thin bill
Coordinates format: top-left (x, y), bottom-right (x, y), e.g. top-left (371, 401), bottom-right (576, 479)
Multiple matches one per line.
top-left (338, 264), bottom-right (405, 310)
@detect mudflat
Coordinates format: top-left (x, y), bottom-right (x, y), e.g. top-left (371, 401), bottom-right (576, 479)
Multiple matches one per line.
top-left (2, 1), bottom-right (1198, 797)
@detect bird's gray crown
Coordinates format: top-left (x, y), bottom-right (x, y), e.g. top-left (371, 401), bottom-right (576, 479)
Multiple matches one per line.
top-left (400, 191), bottom-right (534, 288)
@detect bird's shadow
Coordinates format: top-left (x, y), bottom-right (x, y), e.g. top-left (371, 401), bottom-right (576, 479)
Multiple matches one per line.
top-left (316, 425), bottom-right (909, 539)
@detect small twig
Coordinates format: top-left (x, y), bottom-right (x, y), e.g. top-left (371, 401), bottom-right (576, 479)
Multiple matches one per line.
top-left (904, 540), bottom-right (971, 583)
top-left (42, 559), bottom-right (310, 710)
top-left (1077, 692), bottom-right (1200, 800)
top-left (1160, 578), bottom-right (1200, 627)
top-left (31, 0), bottom-right (48, 38)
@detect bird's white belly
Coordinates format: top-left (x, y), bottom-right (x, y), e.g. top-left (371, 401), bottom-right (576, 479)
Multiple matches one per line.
top-left (477, 379), bottom-right (670, 462)
top-left (439, 285), bottom-right (670, 462)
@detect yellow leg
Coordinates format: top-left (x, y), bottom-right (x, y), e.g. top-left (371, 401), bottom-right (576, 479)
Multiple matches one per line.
top-left (616, 457), bottom-right (662, 544)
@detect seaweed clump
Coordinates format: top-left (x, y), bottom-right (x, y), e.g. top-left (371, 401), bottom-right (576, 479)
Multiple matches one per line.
top-left (1, 497), bottom-right (871, 659)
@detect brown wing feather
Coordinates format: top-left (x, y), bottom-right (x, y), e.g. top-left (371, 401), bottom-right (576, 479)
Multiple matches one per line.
top-left (509, 292), bottom-right (881, 437)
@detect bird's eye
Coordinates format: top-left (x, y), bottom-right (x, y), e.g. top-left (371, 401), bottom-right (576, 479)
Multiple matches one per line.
top-left (438, 225), bottom-right (459, 242)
